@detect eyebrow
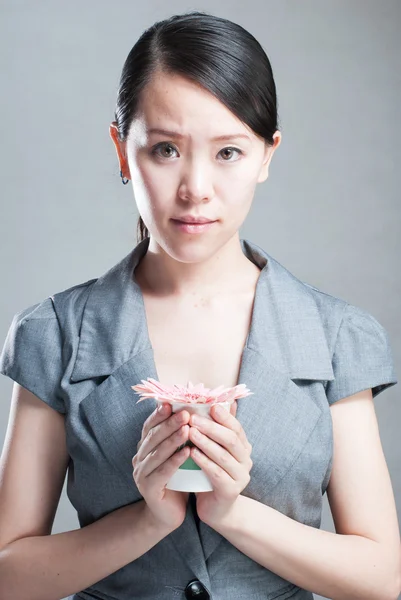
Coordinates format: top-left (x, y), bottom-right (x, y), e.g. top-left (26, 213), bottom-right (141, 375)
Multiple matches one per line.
top-left (147, 128), bottom-right (251, 142)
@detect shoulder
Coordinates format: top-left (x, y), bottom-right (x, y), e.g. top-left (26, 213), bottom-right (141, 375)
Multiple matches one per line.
top-left (303, 280), bottom-right (391, 352)
top-left (50, 277), bottom-right (98, 328)
top-left (266, 250), bottom-right (370, 352)
top-left (299, 282), bottom-right (397, 402)
top-left (0, 277), bottom-right (99, 413)
top-left (8, 277), bottom-right (97, 326)
top-left (248, 242), bottom-right (396, 395)
top-left (302, 281), bottom-right (347, 331)
top-left (1, 275), bottom-right (99, 366)
top-left (260, 245), bottom-right (349, 343)
top-left (3, 277), bottom-right (98, 350)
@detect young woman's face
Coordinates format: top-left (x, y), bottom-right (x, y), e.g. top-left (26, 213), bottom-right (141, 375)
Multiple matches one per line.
top-left (110, 71), bottom-right (280, 261)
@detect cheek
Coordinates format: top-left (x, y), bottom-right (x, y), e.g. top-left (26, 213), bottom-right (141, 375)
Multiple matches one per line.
top-left (221, 176), bottom-right (257, 212)
top-left (129, 159), bottom-right (171, 213)
top-left (217, 160), bottom-right (260, 192)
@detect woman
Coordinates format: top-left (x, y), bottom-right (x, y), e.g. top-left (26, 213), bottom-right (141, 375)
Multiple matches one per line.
top-left (0, 10), bottom-right (399, 600)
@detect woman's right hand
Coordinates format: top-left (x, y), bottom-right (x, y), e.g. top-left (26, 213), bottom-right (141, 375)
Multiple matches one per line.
top-left (132, 403), bottom-right (191, 532)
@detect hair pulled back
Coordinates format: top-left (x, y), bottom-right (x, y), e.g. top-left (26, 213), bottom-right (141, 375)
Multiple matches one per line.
top-left (113, 10), bottom-right (279, 242)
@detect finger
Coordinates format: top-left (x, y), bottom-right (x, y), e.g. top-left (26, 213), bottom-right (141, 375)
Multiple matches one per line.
top-left (189, 418), bottom-right (247, 465)
top-left (137, 404), bottom-right (170, 453)
top-left (150, 445), bottom-right (191, 488)
top-left (137, 409), bottom-right (189, 462)
top-left (140, 403), bottom-right (171, 446)
top-left (189, 432), bottom-right (242, 483)
top-left (134, 444), bottom-right (191, 489)
top-left (140, 424), bottom-right (190, 478)
top-left (210, 405), bottom-right (248, 449)
top-left (137, 404), bottom-right (189, 457)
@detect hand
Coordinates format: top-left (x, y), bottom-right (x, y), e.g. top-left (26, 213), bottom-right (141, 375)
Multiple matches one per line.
top-left (132, 403), bottom-right (191, 532)
top-left (188, 400), bottom-right (253, 527)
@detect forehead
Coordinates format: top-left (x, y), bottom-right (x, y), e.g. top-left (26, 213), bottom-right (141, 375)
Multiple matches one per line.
top-left (133, 70), bottom-right (256, 140)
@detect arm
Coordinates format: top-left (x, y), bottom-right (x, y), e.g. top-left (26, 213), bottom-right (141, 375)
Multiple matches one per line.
top-left (0, 501), bottom-right (172, 600)
top-left (206, 389), bottom-right (401, 600)
top-left (0, 384), bottom-right (173, 600)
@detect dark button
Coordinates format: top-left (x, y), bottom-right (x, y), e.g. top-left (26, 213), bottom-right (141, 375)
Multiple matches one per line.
top-left (184, 579), bottom-right (210, 599)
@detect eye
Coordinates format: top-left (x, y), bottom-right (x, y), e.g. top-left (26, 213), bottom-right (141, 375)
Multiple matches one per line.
top-left (150, 143), bottom-right (178, 159)
top-left (218, 147), bottom-right (243, 161)
top-left (150, 143), bottom-right (244, 162)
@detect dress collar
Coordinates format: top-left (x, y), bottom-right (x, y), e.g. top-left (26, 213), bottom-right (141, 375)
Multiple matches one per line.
top-left (64, 237), bottom-right (334, 384)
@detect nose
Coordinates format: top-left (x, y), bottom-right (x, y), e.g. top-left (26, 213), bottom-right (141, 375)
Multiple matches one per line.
top-left (178, 157), bottom-right (214, 203)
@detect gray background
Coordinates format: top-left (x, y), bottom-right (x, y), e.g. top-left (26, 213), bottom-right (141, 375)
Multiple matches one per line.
top-left (0, 2), bottom-right (400, 599)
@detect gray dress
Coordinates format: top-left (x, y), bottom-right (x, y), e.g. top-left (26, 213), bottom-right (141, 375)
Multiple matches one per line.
top-left (0, 238), bottom-right (397, 600)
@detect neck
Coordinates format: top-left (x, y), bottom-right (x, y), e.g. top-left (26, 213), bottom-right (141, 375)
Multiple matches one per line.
top-left (134, 234), bottom-right (261, 298)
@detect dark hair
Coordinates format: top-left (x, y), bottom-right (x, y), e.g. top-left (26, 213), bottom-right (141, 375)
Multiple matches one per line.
top-left (114, 10), bottom-right (279, 243)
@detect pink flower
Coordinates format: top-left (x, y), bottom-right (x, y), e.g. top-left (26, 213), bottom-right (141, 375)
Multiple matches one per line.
top-left (131, 378), bottom-right (253, 405)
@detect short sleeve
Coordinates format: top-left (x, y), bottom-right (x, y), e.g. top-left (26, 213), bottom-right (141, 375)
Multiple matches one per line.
top-left (0, 298), bottom-right (66, 414)
top-left (325, 303), bottom-right (398, 405)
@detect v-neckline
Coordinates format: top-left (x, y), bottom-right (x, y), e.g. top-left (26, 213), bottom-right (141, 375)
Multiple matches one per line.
top-left (130, 239), bottom-right (269, 387)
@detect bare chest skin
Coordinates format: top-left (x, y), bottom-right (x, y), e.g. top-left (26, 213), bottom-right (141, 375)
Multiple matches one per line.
top-left (139, 264), bottom-right (262, 389)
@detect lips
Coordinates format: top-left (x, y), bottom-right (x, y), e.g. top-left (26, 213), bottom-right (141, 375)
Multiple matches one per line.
top-left (173, 216), bottom-right (216, 224)
top-left (175, 220), bottom-right (214, 225)
top-left (171, 219), bottom-right (217, 234)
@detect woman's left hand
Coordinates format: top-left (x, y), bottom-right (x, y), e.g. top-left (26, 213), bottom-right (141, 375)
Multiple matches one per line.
top-left (188, 400), bottom-right (253, 527)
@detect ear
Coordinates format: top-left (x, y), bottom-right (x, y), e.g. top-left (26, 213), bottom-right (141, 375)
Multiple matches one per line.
top-left (257, 130), bottom-right (281, 183)
top-left (109, 121), bottom-right (131, 180)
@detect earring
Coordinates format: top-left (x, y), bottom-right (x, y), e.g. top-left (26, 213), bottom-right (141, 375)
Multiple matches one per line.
top-left (120, 170), bottom-right (130, 185)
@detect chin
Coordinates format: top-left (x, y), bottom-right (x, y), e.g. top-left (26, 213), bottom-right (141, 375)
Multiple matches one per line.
top-left (159, 236), bottom-right (217, 263)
